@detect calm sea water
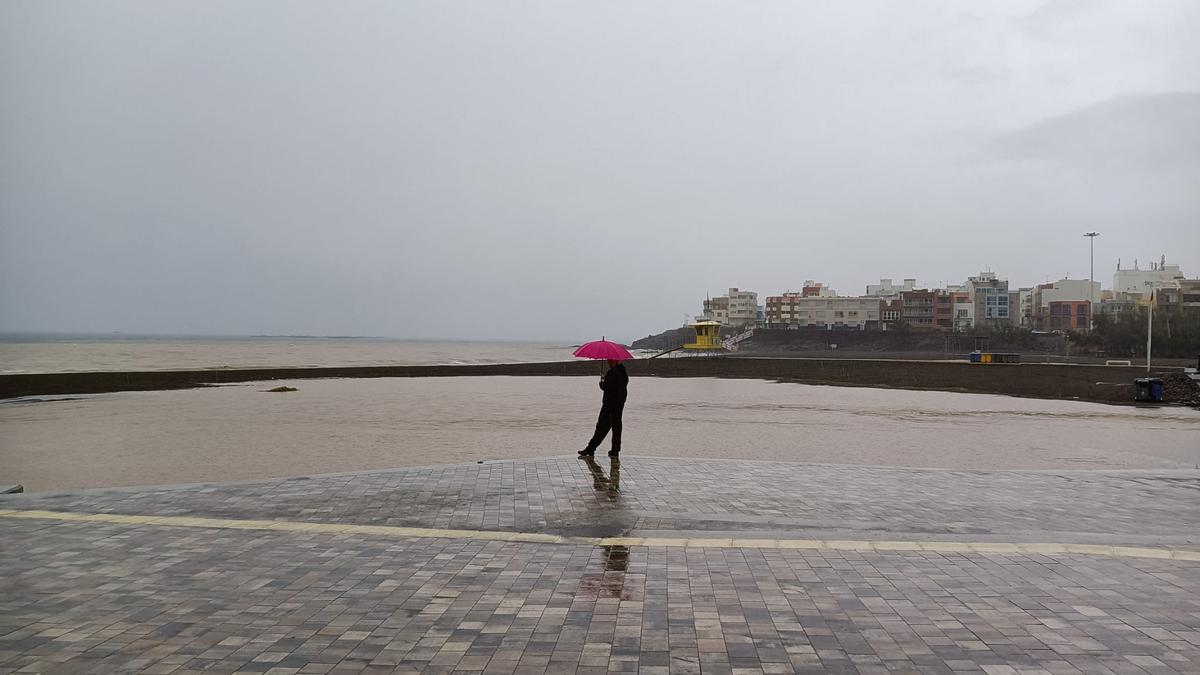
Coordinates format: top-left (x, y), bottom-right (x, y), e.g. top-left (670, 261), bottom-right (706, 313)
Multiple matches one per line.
top-left (0, 335), bottom-right (651, 374)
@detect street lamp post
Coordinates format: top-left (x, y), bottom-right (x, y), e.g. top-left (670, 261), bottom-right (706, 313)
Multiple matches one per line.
top-left (1084, 232), bottom-right (1099, 330)
top-left (1146, 283), bottom-right (1155, 373)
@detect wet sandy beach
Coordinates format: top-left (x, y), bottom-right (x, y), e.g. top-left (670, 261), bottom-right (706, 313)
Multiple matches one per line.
top-left (2, 376), bottom-right (1198, 492)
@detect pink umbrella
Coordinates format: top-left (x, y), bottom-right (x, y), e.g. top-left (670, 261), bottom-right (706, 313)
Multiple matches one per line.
top-left (574, 337), bottom-right (633, 362)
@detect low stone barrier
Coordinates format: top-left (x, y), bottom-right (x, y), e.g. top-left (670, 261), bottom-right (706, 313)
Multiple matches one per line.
top-left (1, 357), bottom-right (1176, 405)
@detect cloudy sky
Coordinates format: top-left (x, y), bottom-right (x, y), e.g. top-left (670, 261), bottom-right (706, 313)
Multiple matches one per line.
top-left (2, 0), bottom-right (1197, 342)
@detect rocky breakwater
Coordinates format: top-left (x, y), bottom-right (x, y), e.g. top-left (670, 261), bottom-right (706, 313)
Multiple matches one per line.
top-left (1161, 372), bottom-right (1200, 408)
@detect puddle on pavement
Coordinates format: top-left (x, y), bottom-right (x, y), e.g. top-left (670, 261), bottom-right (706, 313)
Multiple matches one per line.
top-left (583, 456), bottom-right (621, 498)
top-left (577, 458), bottom-right (629, 597)
top-left (577, 545), bottom-right (630, 599)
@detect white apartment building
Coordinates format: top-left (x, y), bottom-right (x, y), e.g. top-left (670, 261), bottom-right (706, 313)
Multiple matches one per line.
top-left (1113, 257), bottom-right (1185, 298)
top-left (702, 288), bottom-right (758, 327)
top-left (865, 278), bottom-right (917, 297)
top-left (726, 288), bottom-right (758, 327)
top-left (1037, 279), bottom-right (1101, 307)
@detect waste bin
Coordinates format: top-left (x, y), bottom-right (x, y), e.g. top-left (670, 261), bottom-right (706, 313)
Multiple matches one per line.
top-left (1134, 377), bottom-right (1163, 403)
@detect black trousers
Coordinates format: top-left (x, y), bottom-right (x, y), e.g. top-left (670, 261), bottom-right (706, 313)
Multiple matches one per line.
top-left (585, 399), bottom-right (624, 452)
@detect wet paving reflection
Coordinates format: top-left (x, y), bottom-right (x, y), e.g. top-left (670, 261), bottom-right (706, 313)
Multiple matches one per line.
top-left (576, 457), bottom-right (630, 598)
top-left (577, 544), bottom-right (630, 599)
top-left (582, 456), bottom-right (620, 499)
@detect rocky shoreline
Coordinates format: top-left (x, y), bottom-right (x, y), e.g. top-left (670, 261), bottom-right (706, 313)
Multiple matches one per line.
top-left (2, 357), bottom-right (1194, 406)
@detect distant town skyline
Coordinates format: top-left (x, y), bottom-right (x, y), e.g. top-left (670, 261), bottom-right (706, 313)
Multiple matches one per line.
top-left (729, 252), bottom-right (1188, 300)
top-left (2, 1), bottom-right (1197, 342)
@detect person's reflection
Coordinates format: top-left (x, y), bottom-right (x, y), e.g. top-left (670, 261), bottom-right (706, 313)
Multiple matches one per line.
top-left (578, 458), bottom-right (628, 599)
top-left (582, 456), bottom-right (620, 498)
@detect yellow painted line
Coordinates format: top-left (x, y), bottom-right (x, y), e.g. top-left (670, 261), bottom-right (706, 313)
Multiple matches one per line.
top-left (0, 509), bottom-right (572, 545)
top-left (1, 509), bottom-right (1197, 562)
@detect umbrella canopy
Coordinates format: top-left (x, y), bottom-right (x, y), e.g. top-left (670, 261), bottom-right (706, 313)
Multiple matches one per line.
top-left (573, 339), bottom-right (633, 362)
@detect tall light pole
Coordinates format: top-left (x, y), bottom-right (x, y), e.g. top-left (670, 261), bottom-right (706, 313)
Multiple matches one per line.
top-left (1146, 282), bottom-right (1155, 373)
top-left (1084, 232), bottom-right (1100, 330)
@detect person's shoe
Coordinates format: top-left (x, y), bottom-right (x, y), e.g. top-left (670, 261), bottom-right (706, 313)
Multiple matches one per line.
top-left (607, 450), bottom-right (620, 457)
top-left (578, 448), bottom-right (595, 457)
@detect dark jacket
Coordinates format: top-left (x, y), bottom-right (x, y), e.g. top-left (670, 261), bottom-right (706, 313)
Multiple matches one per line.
top-left (599, 363), bottom-right (628, 403)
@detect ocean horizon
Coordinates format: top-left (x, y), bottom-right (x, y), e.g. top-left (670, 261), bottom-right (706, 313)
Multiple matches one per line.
top-left (0, 334), bottom-right (650, 374)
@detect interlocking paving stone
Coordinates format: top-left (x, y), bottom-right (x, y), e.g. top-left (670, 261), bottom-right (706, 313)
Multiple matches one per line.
top-left (2, 456), bottom-right (1199, 673)
top-left (2, 520), bottom-right (1199, 674)
top-left (3, 457), bottom-right (1198, 546)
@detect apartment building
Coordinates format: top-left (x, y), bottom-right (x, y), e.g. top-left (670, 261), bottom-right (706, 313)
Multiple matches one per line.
top-left (1031, 279), bottom-right (1101, 331)
top-left (764, 292), bottom-right (802, 326)
top-left (933, 291), bottom-right (956, 330)
top-left (1113, 257), bottom-right (1185, 298)
top-left (965, 272), bottom-right (1018, 328)
top-left (880, 298), bottom-right (903, 329)
top-left (1100, 290), bottom-right (1142, 317)
top-left (1018, 288), bottom-right (1035, 327)
top-left (1045, 301), bottom-right (1091, 331)
top-left (801, 281), bottom-right (837, 297)
top-left (865, 278), bottom-right (917, 298)
top-left (701, 296), bottom-right (728, 324)
top-left (766, 295), bottom-right (881, 329)
top-left (726, 288), bottom-right (758, 327)
top-left (900, 289), bottom-right (936, 329)
top-left (1156, 279), bottom-right (1200, 311)
top-left (702, 288), bottom-right (758, 327)
top-left (953, 295), bottom-right (974, 331)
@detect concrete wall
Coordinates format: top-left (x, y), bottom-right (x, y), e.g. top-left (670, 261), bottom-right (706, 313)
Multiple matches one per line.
top-left (1, 357), bottom-right (1179, 405)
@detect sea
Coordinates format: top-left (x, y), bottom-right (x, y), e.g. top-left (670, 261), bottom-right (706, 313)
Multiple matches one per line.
top-left (0, 334), bottom-right (655, 374)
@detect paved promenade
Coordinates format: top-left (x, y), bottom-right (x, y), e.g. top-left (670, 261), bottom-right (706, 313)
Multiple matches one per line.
top-left (2, 457), bottom-right (1199, 673)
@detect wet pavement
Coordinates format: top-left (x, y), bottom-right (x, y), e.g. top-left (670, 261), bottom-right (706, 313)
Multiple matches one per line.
top-left (8, 456), bottom-right (1199, 547)
top-left (2, 457), bottom-right (1199, 673)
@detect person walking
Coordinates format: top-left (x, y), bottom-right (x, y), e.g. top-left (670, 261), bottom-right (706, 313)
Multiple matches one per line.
top-left (579, 358), bottom-right (628, 458)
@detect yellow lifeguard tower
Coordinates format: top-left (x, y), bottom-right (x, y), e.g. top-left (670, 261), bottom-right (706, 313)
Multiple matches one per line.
top-left (684, 320), bottom-right (724, 351)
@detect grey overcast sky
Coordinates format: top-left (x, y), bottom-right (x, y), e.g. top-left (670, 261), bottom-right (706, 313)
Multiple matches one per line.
top-left (1, 1), bottom-right (1198, 342)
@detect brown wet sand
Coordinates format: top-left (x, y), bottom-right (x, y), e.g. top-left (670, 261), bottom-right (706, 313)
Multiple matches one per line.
top-left (2, 377), bottom-right (1197, 492)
